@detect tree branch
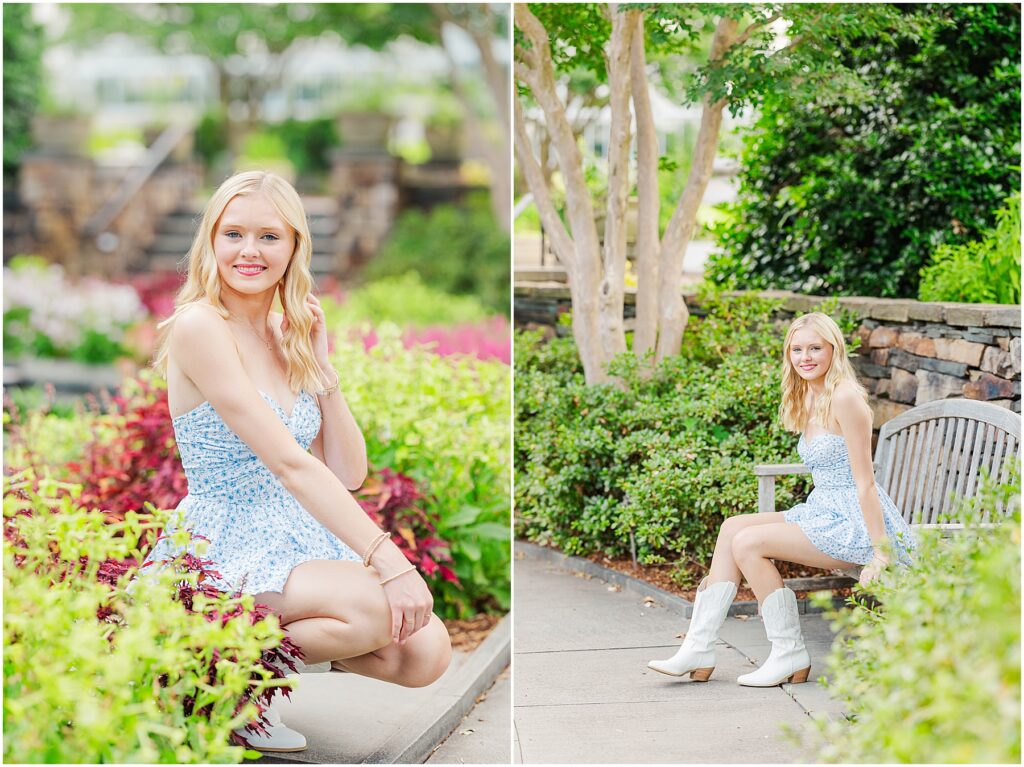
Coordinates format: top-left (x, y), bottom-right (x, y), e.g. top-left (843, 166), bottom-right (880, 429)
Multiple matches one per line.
top-left (513, 95), bottom-right (576, 273)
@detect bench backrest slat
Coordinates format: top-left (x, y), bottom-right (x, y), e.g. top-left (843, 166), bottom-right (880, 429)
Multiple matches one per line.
top-left (875, 399), bottom-right (1020, 527)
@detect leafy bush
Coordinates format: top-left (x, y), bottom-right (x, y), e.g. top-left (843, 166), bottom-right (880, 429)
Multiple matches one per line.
top-left (332, 326), bottom-right (510, 616)
top-left (3, 371), bottom-right (460, 604)
top-left (919, 192), bottom-right (1021, 304)
top-left (3, 256), bottom-right (146, 364)
top-left (325, 272), bottom-right (491, 329)
top-left (2, 4), bottom-right (44, 180)
top-left (4, 474), bottom-right (294, 764)
top-left (366, 194), bottom-right (510, 316)
top-left (515, 290), bottom-right (828, 576)
top-left (711, 4), bottom-right (1021, 298)
top-left (805, 469), bottom-right (1020, 763)
top-left (194, 109), bottom-right (229, 168)
top-left (274, 118), bottom-right (340, 178)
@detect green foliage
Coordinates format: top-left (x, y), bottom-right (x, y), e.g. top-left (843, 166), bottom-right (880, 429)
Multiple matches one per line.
top-left (919, 192), bottom-right (1022, 304)
top-left (331, 326), bottom-right (510, 616)
top-left (4, 475), bottom-right (283, 764)
top-left (274, 118), bottom-right (339, 177)
top-left (711, 3), bottom-right (1021, 298)
top-left (3, 4), bottom-right (44, 179)
top-left (323, 272), bottom-right (491, 329)
top-left (805, 469), bottom-right (1021, 763)
top-left (194, 109), bottom-right (229, 167)
top-left (366, 195), bottom-right (510, 316)
top-left (515, 290), bottom-right (849, 566)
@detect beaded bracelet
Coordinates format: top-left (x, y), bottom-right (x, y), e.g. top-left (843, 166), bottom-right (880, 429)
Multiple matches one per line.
top-left (362, 531), bottom-right (390, 568)
top-left (379, 565), bottom-right (417, 586)
top-left (318, 370), bottom-right (340, 397)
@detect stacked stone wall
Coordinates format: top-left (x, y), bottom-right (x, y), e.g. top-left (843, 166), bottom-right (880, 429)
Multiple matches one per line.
top-left (513, 283), bottom-right (1022, 422)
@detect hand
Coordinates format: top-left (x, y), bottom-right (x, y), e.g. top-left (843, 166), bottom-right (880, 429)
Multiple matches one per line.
top-left (281, 293), bottom-right (330, 367)
top-left (380, 566), bottom-right (434, 645)
top-left (859, 554), bottom-right (889, 587)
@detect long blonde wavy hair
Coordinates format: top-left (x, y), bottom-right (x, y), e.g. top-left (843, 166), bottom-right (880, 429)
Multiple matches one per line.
top-left (152, 171), bottom-right (327, 394)
top-left (778, 312), bottom-right (867, 434)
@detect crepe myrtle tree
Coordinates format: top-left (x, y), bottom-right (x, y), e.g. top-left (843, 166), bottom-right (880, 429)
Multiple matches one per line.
top-left (514, 3), bottom-right (923, 384)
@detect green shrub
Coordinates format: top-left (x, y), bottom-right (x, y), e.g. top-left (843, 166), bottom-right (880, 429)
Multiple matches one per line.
top-left (331, 326), bottom-right (510, 616)
top-left (4, 475), bottom-right (284, 764)
top-left (515, 289), bottom-right (830, 571)
top-left (366, 194), bottom-right (510, 316)
top-left (323, 272), bottom-right (491, 329)
top-left (919, 192), bottom-right (1021, 304)
top-left (805, 469), bottom-right (1021, 763)
top-left (274, 118), bottom-right (339, 178)
top-left (711, 4), bottom-right (1021, 298)
top-left (194, 109), bottom-right (229, 168)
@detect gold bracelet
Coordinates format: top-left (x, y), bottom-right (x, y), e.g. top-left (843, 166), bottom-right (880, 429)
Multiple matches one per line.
top-left (379, 564), bottom-right (417, 586)
top-left (318, 370), bottom-right (340, 397)
top-left (362, 532), bottom-right (390, 568)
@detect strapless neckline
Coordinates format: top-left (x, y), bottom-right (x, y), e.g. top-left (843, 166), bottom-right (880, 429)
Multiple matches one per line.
top-left (172, 389), bottom-right (313, 426)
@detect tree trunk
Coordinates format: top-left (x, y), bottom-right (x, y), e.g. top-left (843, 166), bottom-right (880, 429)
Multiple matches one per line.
top-left (655, 16), bottom-right (738, 362)
top-left (630, 13), bottom-right (660, 360)
top-left (598, 7), bottom-right (636, 362)
top-left (514, 4), bottom-right (610, 383)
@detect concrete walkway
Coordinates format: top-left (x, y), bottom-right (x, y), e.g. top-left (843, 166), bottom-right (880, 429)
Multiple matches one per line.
top-left (426, 667), bottom-right (511, 764)
top-left (257, 614), bottom-right (510, 764)
top-left (513, 543), bottom-right (847, 764)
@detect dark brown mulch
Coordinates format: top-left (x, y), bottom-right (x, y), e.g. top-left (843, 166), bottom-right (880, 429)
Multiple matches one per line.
top-left (585, 553), bottom-right (854, 603)
top-left (444, 613), bottom-right (503, 652)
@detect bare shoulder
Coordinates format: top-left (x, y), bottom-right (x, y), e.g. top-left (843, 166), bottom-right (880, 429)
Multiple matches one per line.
top-left (833, 380), bottom-right (872, 427)
top-left (171, 302), bottom-right (227, 344)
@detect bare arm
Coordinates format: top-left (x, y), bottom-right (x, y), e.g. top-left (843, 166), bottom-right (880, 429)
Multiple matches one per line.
top-left (309, 386), bottom-right (368, 491)
top-left (172, 305), bottom-right (431, 641)
top-left (834, 386), bottom-right (887, 545)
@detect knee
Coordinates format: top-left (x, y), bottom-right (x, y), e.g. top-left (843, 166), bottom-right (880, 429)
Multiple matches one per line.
top-left (397, 618), bottom-right (452, 688)
top-left (718, 514), bottom-right (749, 544)
top-left (731, 528), bottom-right (763, 564)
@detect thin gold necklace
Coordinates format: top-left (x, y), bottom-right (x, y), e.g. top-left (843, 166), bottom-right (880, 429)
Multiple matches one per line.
top-left (229, 315), bottom-right (273, 351)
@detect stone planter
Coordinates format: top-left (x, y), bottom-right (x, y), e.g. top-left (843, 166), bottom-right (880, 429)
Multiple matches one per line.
top-left (425, 123), bottom-right (464, 161)
top-left (336, 112), bottom-right (394, 155)
top-left (31, 115), bottom-right (91, 156)
top-left (5, 357), bottom-right (126, 396)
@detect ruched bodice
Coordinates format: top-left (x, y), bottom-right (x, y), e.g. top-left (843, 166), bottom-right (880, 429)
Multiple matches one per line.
top-left (799, 433), bottom-right (857, 489)
top-left (783, 432), bottom-right (916, 566)
top-left (173, 390), bottom-right (320, 502)
top-left (142, 389), bottom-right (360, 594)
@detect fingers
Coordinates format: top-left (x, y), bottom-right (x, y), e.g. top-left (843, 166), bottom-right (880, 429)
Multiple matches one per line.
top-left (391, 604), bottom-right (403, 645)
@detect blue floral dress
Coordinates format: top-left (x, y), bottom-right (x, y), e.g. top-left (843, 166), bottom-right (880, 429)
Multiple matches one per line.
top-left (142, 390), bottom-right (360, 594)
top-left (784, 432), bottom-right (916, 566)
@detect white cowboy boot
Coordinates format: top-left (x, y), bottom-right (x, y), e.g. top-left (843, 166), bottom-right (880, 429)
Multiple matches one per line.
top-left (648, 578), bottom-right (738, 681)
top-left (235, 690), bottom-right (307, 753)
top-left (737, 587), bottom-right (811, 687)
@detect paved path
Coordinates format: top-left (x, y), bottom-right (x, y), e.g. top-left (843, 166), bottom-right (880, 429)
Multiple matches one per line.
top-left (426, 667), bottom-right (511, 764)
top-left (256, 615), bottom-right (510, 764)
top-left (513, 544), bottom-right (846, 764)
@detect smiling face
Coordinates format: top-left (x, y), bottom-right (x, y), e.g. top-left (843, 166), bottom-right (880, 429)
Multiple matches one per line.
top-left (788, 327), bottom-right (834, 384)
top-left (212, 193), bottom-right (296, 297)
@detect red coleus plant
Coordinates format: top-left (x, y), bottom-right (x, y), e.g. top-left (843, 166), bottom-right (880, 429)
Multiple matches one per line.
top-left (355, 469), bottom-right (459, 586)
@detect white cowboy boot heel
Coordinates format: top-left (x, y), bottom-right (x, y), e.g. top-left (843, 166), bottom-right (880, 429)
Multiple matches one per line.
top-left (235, 691), bottom-right (307, 753)
top-left (648, 578), bottom-right (737, 681)
top-left (737, 587), bottom-right (811, 687)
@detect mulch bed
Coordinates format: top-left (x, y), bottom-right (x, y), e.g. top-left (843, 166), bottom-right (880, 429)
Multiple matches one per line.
top-left (585, 553), bottom-right (854, 604)
top-left (444, 613), bottom-right (503, 652)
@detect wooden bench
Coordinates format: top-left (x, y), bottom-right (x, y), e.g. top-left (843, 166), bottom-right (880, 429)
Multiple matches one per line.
top-left (754, 399), bottom-right (1021, 587)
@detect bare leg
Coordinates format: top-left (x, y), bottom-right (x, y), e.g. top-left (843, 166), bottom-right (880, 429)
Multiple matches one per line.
top-left (330, 615), bottom-right (452, 688)
top-left (254, 560), bottom-right (450, 686)
top-left (706, 512), bottom-right (788, 586)
top-left (732, 523), bottom-right (856, 603)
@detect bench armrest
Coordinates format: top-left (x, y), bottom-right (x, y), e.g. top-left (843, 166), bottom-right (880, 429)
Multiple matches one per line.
top-left (753, 463), bottom-right (810, 514)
